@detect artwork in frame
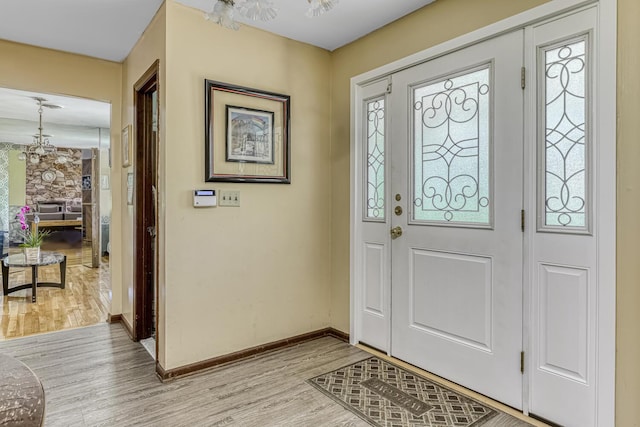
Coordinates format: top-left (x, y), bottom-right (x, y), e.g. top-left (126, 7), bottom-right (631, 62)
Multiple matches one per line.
top-left (122, 124), bottom-right (132, 167)
top-left (82, 175), bottom-right (92, 190)
top-left (127, 173), bottom-right (134, 206)
top-left (226, 105), bottom-right (274, 164)
top-left (205, 80), bottom-right (290, 183)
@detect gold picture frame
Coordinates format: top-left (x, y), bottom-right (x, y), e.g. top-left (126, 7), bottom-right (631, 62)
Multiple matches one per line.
top-left (122, 124), bottom-right (132, 167)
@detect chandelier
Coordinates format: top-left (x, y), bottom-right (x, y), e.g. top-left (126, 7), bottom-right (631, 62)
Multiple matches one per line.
top-left (17, 97), bottom-right (67, 164)
top-left (205, 0), bottom-right (339, 30)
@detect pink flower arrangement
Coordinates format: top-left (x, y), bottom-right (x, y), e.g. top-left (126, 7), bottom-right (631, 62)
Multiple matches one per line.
top-left (17, 205), bottom-right (30, 230)
top-left (16, 206), bottom-right (49, 248)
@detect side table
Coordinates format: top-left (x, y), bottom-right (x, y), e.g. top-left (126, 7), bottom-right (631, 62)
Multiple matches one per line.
top-left (1, 251), bottom-right (66, 303)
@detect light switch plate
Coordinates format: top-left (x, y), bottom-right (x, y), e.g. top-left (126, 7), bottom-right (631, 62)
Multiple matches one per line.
top-left (219, 190), bottom-right (240, 207)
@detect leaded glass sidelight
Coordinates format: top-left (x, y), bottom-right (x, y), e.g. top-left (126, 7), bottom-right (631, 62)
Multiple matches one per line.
top-left (365, 97), bottom-right (385, 220)
top-left (542, 38), bottom-right (588, 229)
top-left (412, 66), bottom-right (491, 225)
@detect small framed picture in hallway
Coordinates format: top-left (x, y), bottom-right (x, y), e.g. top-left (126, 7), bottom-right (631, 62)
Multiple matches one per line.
top-left (122, 124), bottom-right (132, 167)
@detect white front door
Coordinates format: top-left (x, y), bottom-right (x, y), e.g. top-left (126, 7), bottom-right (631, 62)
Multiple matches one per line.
top-left (353, 6), bottom-right (612, 425)
top-left (389, 30), bottom-right (525, 408)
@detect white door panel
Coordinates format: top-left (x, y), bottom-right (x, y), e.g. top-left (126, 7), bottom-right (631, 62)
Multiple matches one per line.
top-left (359, 241), bottom-right (387, 350)
top-left (355, 79), bottom-right (391, 352)
top-left (363, 243), bottom-right (385, 315)
top-left (538, 263), bottom-right (589, 383)
top-left (527, 8), bottom-right (598, 426)
top-left (409, 249), bottom-right (493, 351)
top-left (390, 30), bottom-right (524, 409)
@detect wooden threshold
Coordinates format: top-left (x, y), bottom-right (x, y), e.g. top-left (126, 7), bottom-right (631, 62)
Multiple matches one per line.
top-left (157, 327), bottom-right (349, 381)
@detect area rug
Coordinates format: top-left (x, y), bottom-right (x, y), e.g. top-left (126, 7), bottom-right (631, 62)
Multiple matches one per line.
top-left (308, 357), bottom-right (498, 427)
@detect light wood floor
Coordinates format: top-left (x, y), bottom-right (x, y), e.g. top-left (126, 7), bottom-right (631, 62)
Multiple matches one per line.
top-left (0, 247), bottom-right (109, 340)
top-left (0, 323), bottom-right (544, 427)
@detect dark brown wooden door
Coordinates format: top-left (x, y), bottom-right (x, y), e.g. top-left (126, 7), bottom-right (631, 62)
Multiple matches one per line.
top-left (133, 61), bottom-right (159, 342)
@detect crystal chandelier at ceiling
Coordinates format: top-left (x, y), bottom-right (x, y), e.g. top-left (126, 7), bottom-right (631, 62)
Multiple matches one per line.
top-left (205, 0), bottom-right (339, 30)
top-left (17, 97), bottom-right (67, 165)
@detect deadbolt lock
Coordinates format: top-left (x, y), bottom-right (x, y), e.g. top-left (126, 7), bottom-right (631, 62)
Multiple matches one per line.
top-left (395, 194), bottom-right (402, 201)
top-left (394, 206), bottom-right (403, 216)
top-left (390, 226), bottom-right (403, 239)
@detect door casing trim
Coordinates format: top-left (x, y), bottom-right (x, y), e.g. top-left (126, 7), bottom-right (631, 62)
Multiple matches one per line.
top-left (133, 60), bottom-right (160, 349)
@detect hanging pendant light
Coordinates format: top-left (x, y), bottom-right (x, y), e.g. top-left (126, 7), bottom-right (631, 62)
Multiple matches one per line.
top-left (17, 97), bottom-right (66, 165)
top-left (306, 0), bottom-right (338, 17)
top-left (205, 0), bottom-right (338, 30)
top-left (238, 0), bottom-right (278, 21)
top-left (205, 0), bottom-right (240, 30)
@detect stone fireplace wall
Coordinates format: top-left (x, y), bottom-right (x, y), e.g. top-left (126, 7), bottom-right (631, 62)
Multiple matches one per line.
top-left (25, 148), bottom-right (82, 208)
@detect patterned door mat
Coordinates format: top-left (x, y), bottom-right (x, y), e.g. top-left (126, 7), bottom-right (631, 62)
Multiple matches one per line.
top-left (308, 357), bottom-right (498, 427)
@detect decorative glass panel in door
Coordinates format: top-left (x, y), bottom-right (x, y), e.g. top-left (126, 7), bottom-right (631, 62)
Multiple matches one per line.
top-left (365, 97), bottom-right (385, 220)
top-left (541, 37), bottom-right (589, 230)
top-left (412, 66), bottom-right (491, 225)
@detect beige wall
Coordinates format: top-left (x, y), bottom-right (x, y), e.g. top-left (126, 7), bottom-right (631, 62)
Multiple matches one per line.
top-left (8, 149), bottom-right (26, 206)
top-left (0, 39), bottom-right (123, 314)
top-left (616, 0), bottom-right (640, 424)
top-left (160, 1), bottom-right (332, 369)
top-left (328, 0), bottom-right (549, 333)
top-left (120, 3), bottom-right (167, 359)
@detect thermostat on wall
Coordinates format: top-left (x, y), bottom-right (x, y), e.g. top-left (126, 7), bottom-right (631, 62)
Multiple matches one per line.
top-left (193, 189), bottom-right (216, 207)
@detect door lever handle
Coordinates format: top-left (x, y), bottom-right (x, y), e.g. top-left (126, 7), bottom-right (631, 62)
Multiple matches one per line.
top-left (390, 226), bottom-right (403, 240)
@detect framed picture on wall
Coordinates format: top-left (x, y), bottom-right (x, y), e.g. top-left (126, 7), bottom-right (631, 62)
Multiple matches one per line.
top-left (225, 106), bottom-right (274, 164)
top-left (127, 173), bottom-right (134, 205)
top-left (205, 80), bottom-right (290, 183)
top-left (122, 124), bottom-right (132, 167)
top-left (82, 175), bottom-right (92, 190)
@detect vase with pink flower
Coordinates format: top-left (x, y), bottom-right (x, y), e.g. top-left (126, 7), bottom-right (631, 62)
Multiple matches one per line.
top-left (17, 206), bottom-right (50, 262)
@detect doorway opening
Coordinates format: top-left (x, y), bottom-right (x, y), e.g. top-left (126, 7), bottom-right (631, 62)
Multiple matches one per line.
top-left (0, 87), bottom-right (112, 339)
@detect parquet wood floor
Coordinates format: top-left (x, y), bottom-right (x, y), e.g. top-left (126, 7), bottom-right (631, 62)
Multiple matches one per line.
top-left (0, 324), bottom-right (545, 427)
top-left (0, 248), bottom-right (109, 340)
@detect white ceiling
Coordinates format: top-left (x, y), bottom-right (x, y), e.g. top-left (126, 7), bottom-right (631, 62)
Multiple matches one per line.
top-left (176, 0), bottom-right (436, 51)
top-left (0, 88), bottom-right (111, 149)
top-left (0, 0), bottom-right (164, 62)
top-left (0, 0), bottom-right (434, 62)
